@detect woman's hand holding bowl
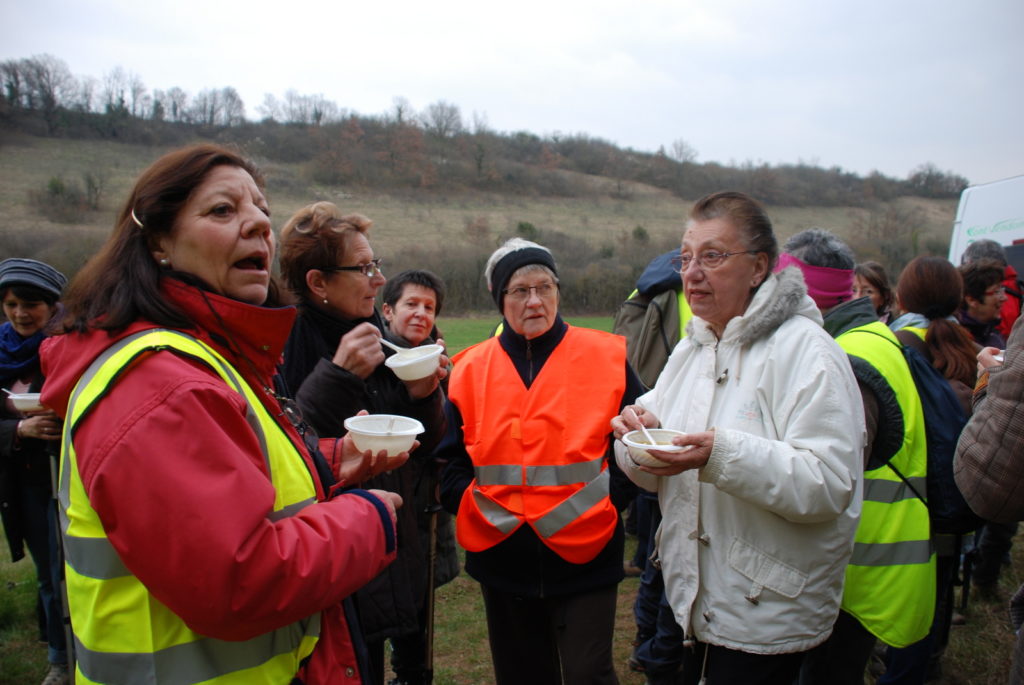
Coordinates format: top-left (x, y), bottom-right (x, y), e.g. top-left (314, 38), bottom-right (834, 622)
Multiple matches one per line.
top-left (977, 346), bottom-right (1004, 373)
top-left (332, 322), bottom-right (386, 379)
top-left (636, 430), bottom-right (715, 476)
top-left (16, 410), bottom-right (62, 442)
top-left (336, 433), bottom-right (414, 484)
top-left (401, 343), bottom-right (450, 399)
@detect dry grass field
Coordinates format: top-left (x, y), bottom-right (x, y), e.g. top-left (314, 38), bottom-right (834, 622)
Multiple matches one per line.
top-left (0, 133), bottom-right (958, 308)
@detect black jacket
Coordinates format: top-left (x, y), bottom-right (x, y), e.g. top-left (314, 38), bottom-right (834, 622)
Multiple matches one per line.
top-left (1, 370), bottom-right (54, 562)
top-left (281, 301), bottom-right (447, 642)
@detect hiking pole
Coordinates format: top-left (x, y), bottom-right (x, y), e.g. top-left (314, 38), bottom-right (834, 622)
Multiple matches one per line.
top-left (423, 469), bottom-right (443, 685)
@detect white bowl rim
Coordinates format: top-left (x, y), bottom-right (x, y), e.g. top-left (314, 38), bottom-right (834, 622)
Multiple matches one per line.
top-left (621, 429), bottom-right (689, 453)
top-left (343, 414), bottom-right (425, 436)
top-left (383, 344), bottom-right (443, 367)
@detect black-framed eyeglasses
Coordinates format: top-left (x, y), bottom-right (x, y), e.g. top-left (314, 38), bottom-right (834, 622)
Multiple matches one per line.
top-left (671, 250), bottom-right (759, 273)
top-left (319, 258), bottom-right (383, 278)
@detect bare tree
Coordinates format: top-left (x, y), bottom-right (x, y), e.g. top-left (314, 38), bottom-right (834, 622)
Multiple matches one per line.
top-left (220, 87), bottom-right (246, 126)
top-left (391, 96), bottom-right (414, 125)
top-left (72, 75), bottom-right (99, 112)
top-left (102, 67), bottom-right (129, 114)
top-left (422, 100), bottom-right (463, 141)
top-left (669, 138), bottom-right (698, 164)
top-left (1, 59), bottom-right (26, 107)
top-left (190, 88), bottom-right (222, 126)
top-left (422, 100), bottom-right (463, 169)
top-left (165, 87), bottom-right (188, 122)
top-left (257, 93), bottom-right (282, 122)
top-left (127, 71), bottom-right (147, 117)
top-left (22, 54), bottom-right (74, 133)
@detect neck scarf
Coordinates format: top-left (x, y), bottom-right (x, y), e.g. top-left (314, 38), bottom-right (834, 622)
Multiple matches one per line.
top-left (0, 322), bottom-right (44, 383)
top-left (775, 253), bottom-right (854, 310)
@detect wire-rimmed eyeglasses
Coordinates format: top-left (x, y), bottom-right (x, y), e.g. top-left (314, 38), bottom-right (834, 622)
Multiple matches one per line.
top-left (319, 258), bottom-right (384, 278)
top-left (671, 250), bottom-right (759, 273)
top-left (502, 282), bottom-right (558, 302)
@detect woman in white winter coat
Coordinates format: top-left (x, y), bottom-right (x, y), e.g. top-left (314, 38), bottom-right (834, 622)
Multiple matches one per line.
top-left (612, 191), bottom-right (864, 685)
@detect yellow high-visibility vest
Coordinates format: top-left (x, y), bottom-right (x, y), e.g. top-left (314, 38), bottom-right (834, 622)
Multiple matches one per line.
top-left (837, 322), bottom-right (935, 647)
top-left (60, 329), bottom-right (320, 684)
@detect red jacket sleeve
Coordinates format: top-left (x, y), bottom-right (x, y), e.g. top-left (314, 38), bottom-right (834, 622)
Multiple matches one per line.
top-left (73, 351), bottom-right (396, 640)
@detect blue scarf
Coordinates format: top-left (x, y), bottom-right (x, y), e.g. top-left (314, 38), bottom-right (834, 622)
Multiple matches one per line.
top-left (0, 321), bottom-right (44, 383)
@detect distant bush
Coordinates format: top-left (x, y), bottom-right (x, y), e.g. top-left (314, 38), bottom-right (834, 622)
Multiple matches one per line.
top-left (516, 221), bottom-right (539, 240)
top-left (29, 175), bottom-right (91, 223)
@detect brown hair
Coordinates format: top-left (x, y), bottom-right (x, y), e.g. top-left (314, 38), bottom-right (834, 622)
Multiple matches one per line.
top-left (278, 202), bottom-right (373, 299)
top-left (958, 259), bottom-right (1005, 303)
top-left (62, 144), bottom-right (279, 332)
top-left (896, 256), bottom-right (977, 387)
top-left (854, 261), bottom-right (895, 317)
top-left (689, 191), bottom-right (778, 269)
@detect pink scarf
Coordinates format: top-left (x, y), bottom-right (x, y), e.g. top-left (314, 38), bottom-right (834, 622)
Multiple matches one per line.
top-left (774, 253), bottom-right (854, 310)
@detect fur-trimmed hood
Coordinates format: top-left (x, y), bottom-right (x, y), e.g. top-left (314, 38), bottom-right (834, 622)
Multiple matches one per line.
top-left (685, 267), bottom-right (822, 347)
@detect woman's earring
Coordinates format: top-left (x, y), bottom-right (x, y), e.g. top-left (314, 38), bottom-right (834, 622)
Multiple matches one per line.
top-left (323, 298), bottom-right (328, 305)
top-left (159, 258), bottom-right (171, 268)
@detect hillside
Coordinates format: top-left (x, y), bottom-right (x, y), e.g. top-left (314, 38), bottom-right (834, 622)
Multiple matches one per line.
top-left (0, 134), bottom-right (957, 314)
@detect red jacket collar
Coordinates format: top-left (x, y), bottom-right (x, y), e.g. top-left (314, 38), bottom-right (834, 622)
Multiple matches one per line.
top-left (160, 279), bottom-right (297, 378)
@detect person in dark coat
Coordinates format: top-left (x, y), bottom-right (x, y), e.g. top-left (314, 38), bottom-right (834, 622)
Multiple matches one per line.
top-left (0, 258), bottom-right (69, 685)
top-left (278, 202), bottom-right (448, 685)
top-left (380, 269), bottom-right (459, 684)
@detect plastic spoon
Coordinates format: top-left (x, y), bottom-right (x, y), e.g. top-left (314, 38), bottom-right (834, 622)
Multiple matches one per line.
top-left (628, 407), bottom-right (658, 447)
top-left (380, 338), bottom-right (417, 358)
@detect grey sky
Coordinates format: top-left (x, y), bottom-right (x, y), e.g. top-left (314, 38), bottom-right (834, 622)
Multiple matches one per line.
top-left (3, 0), bottom-right (1021, 185)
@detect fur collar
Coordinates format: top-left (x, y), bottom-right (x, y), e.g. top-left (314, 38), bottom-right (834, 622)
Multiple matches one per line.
top-left (686, 267), bottom-right (821, 347)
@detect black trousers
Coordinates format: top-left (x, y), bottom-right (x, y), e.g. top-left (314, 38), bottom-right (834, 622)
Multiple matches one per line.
top-left (797, 610), bottom-right (878, 685)
top-left (480, 582), bottom-right (619, 685)
top-left (680, 641), bottom-right (806, 685)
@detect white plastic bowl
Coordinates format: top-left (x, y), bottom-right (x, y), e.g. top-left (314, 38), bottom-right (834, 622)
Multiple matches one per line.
top-left (343, 414), bottom-right (425, 457)
top-left (384, 344), bottom-right (444, 381)
top-left (8, 393), bottom-right (43, 413)
top-left (621, 429), bottom-right (690, 467)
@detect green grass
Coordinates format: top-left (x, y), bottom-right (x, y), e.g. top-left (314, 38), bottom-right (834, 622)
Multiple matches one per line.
top-left (438, 315), bottom-right (614, 355)
top-left (3, 515), bottom-right (1021, 683)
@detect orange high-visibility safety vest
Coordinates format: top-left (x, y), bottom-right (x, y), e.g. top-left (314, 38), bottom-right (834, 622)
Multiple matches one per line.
top-left (449, 327), bottom-right (626, 564)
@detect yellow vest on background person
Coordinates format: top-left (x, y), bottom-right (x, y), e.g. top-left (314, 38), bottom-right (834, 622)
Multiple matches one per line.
top-left (449, 327), bottom-right (625, 565)
top-left (837, 322), bottom-right (935, 647)
top-left (59, 329), bottom-right (320, 685)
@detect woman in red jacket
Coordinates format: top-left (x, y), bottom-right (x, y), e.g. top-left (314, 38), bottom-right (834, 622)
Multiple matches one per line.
top-left (40, 143), bottom-right (406, 684)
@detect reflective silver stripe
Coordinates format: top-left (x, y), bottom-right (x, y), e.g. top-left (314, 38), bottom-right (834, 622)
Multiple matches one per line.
top-left (474, 458), bottom-right (606, 487)
top-left (864, 477), bottom-right (927, 504)
top-left (61, 534), bottom-right (129, 580)
top-left (475, 464), bottom-right (521, 486)
top-left (849, 539), bottom-right (933, 566)
top-left (534, 469), bottom-right (610, 539)
top-left (527, 457), bottom-right (604, 486)
top-left (75, 613), bottom-right (321, 684)
top-left (268, 497), bottom-right (315, 522)
top-left (59, 330), bottom-right (280, 581)
top-left (472, 488), bottom-right (521, 534)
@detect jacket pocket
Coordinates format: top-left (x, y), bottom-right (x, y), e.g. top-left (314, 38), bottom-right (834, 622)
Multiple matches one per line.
top-left (727, 537), bottom-right (807, 604)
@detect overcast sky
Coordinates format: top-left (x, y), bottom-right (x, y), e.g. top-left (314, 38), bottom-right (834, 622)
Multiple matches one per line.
top-left (3, 0), bottom-right (1021, 185)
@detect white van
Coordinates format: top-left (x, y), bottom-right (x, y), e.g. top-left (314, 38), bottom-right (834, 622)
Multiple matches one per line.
top-left (948, 175), bottom-right (1024, 272)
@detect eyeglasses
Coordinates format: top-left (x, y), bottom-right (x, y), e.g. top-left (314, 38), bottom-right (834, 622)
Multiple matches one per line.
top-left (984, 285), bottom-right (1006, 297)
top-left (319, 258), bottom-right (383, 278)
top-left (671, 250), bottom-right (760, 273)
top-left (502, 282), bottom-right (558, 302)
